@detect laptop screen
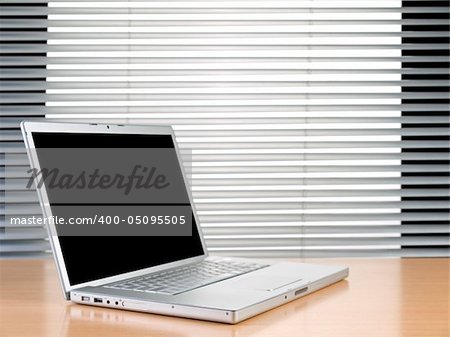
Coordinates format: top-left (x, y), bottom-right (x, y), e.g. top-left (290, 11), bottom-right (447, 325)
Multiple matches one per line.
top-left (31, 131), bottom-right (205, 285)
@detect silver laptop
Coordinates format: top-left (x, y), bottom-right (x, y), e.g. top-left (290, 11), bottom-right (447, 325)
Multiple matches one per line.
top-left (22, 121), bottom-right (348, 324)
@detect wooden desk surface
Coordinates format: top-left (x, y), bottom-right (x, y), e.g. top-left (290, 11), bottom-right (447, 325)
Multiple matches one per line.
top-left (0, 258), bottom-right (448, 337)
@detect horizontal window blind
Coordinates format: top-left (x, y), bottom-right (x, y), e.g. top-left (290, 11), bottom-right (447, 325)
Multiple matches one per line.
top-left (400, 0), bottom-right (449, 257)
top-left (2, 0), bottom-right (449, 257)
top-left (1, 1), bottom-right (49, 257)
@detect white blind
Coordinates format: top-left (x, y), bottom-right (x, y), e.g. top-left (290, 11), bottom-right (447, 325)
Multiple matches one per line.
top-left (2, 0), bottom-right (449, 257)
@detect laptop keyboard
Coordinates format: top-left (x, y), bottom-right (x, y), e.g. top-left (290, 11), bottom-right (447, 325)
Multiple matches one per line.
top-left (105, 259), bottom-right (269, 295)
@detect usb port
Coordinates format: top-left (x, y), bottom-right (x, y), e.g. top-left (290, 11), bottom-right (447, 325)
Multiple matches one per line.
top-left (94, 298), bottom-right (103, 303)
top-left (81, 296), bottom-right (90, 302)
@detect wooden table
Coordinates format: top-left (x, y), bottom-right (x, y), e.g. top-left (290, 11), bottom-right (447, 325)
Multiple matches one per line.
top-left (0, 258), bottom-right (448, 337)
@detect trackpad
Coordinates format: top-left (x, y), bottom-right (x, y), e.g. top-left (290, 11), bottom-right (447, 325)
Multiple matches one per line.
top-left (233, 275), bottom-right (303, 291)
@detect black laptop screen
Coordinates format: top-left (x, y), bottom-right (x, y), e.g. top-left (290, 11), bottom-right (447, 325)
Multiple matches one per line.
top-left (31, 131), bottom-right (205, 285)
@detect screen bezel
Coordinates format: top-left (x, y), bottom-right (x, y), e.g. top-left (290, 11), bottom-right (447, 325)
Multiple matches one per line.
top-left (21, 121), bottom-right (208, 299)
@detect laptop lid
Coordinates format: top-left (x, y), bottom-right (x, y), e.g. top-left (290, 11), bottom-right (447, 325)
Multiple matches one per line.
top-left (21, 121), bottom-right (207, 299)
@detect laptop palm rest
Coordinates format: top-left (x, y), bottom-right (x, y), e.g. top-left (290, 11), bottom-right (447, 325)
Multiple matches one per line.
top-left (232, 275), bottom-right (304, 291)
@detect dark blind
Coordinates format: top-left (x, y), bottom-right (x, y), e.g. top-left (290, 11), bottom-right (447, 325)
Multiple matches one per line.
top-left (401, 0), bottom-right (450, 257)
top-left (0, 1), bottom-right (49, 257)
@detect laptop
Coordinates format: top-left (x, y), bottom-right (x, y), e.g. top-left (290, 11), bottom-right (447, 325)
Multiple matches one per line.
top-left (21, 121), bottom-right (348, 324)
